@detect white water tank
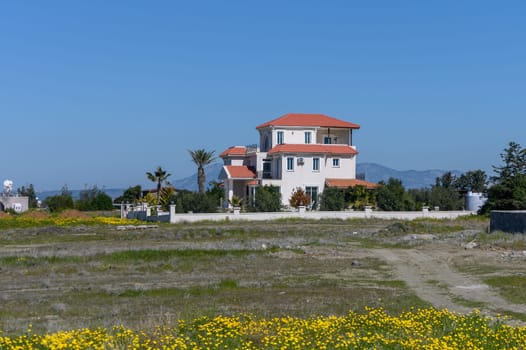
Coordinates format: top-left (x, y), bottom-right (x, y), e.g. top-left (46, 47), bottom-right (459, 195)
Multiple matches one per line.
top-left (465, 191), bottom-right (486, 212)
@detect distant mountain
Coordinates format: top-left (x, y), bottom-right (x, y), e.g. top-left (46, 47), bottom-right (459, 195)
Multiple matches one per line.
top-left (37, 188), bottom-right (126, 201)
top-left (173, 162), bottom-right (224, 191)
top-left (176, 162), bottom-right (460, 190)
top-left (36, 162), bottom-right (461, 200)
top-left (357, 162), bottom-right (462, 189)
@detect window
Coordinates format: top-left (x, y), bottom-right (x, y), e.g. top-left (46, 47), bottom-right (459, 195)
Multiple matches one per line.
top-left (287, 157), bottom-right (294, 171)
top-left (304, 132), bottom-right (312, 144)
top-left (332, 158), bottom-right (340, 167)
top-left (313, 157), bottom-right (320, 171)
top-left (263, 161), bottom-right (272, 179)
top-left (324, 136), bottom-right (332, 144)
top-left (277, 131), bottom-right (284, 145)
top-left (306, 186), bottom-right (318, 206)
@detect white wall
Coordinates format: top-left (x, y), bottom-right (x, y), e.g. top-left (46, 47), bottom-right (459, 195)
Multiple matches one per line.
top-left (267, 127), bottom-right (317, 146)
top-left (169, 210), bottom-right (475, 223)
top-left (265, 154), bottom-right (356, 205)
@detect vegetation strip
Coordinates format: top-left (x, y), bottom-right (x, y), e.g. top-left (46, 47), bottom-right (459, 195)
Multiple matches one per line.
top-left (0, 248), bottom-right (264, 266)
top-left (1, 308), bottom-right (525, 349)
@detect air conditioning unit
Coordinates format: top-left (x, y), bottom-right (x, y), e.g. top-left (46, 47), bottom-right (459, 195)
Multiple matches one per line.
top-left (297, 157), bottom-right (304, 165)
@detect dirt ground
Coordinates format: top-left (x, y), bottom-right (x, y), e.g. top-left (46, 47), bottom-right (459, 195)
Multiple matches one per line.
top-left (1, 218), bottom-right (525, 334)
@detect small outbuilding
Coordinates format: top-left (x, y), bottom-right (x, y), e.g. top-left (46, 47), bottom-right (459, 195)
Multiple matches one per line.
top-left (0, 195), bottom-right (29, 213)
top-left (490, 210), bottom-right (526, 233)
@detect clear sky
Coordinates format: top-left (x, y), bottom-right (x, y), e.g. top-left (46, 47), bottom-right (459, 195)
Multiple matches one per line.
top-left (1, 1), bottom-right (525, 191)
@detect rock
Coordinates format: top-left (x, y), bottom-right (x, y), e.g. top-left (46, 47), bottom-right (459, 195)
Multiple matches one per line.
top-left (351, 260), bottom-right (362, 266)
top-left (463, 241), bottom-right (478, 249)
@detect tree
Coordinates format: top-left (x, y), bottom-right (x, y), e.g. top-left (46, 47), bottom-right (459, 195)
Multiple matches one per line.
top-left (455, 170), bottom-right (487, 193)
top-left (428, 172), bottom-right (463, 210)
top-left (159, 187), bottom-right (175, 210)
top-left (481, 142), bottom-right (526, 213)
top-left (289, 187), bottom-right (311, 208)
top-left (114, 185), bottom-right (142, 204)
top-left (76, 186), bottom-right (113, 211)
top-left (376, 178), bottom-right (415, 211)
top-left (407, 188), bottom-right (430, 210)
top-left (17, 184), bottom-right (38, 208)
top-left (188, 149), bottom-right (216, 193)
top-left (43, 185), bottom-right (74, 213)
top-left (253, 185), bottom-right (281, 212)
top-left (491, 141), bottom-right (526, 182)
top-left (319, 187), bottom-right (346, 211)
top-left (146, 166), bottom-right (171, 205)
top-left (206, 181), bottom-right (225, 208)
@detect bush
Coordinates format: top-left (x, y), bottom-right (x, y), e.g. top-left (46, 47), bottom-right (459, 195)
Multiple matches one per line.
top-left (42, 187), bottom-right (74, 213)
top-left (319, 187), bottom-right (346, 211)
top-left (289, 187), bottom-right (311, 208)
top-left (114, 185), bottom-right (142, 204)
top-left (76, 186), bottom-right (114, 211)
top-left (253, 186), bottom-right (281, 212)
top-left (174, 191), bottom-right (218, 213)
top-left (376, 178), bottom-right (416, 211)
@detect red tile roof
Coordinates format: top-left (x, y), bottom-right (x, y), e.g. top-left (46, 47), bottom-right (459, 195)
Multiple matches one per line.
top-left (267, 144), bottom-right (358, 155)
top-left (220, 146), bottom-right (247, 157)
top-left (224, 165), bottom-right (257, 179)
top-left (325, 178), bottom-right (378, 189)
top-left (256, 113), bottom-right (360, 129)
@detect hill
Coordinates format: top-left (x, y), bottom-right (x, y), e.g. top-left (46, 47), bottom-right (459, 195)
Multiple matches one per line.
top-left (357, 163), bottom-right (462, 189)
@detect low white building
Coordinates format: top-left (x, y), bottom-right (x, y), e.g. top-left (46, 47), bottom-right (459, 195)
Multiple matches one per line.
top-left (0, 195), bottom-right (29, 213)
top-left (219, 113), bottom-right (376, 207)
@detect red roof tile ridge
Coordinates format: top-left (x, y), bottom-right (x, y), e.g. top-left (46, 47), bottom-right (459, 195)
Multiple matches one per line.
top-left (256, 113), bottom-right (360, 129)
top-left (220, 146), bottom-right (248, 157)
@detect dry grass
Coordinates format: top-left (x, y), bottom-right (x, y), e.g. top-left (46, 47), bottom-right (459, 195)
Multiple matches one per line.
top-left (2, 216), bottom-right (520, 335)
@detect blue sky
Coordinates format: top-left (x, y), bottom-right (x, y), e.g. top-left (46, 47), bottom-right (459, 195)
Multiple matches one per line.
top-left (1, 1), bottom-right (525, 191)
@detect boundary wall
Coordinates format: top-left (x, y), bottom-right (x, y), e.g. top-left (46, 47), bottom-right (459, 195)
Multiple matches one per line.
top-left (120, 204), bottom-right (474, 224)
top-left (168, 209), bottom-right (474, 223)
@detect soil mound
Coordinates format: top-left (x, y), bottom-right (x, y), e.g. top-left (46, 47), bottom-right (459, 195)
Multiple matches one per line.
top-left (20, 210), bottom-right (50, 219)
top-left (57, 209), bottom-right (90, 219)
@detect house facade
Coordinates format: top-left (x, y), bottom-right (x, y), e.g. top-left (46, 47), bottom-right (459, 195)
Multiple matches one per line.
top-left (219, 113), bottom-right (376, 208)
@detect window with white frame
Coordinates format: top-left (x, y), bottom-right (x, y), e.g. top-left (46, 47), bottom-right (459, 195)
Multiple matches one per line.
top-left (287, 157), bottom-right (294, 171)
top-left (313, 157), bottom-right (320, 171)
top-left (277, 131), bottom-right (284, 145)
top-left (304, 131), bottom-right (312, 144)
top-left (332, 158), bottom-right (340, 167)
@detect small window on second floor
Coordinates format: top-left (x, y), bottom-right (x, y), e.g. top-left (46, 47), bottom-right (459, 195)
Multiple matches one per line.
top-left (332, 158), bottom-right (340, 167)
top-left (287, 157), bottom-right (294, 171)
top-left (324, 136), bottom-right (332, 144)
top-left (313, 157), bottom-right (320, 171)
top-left (305, 131), bottom-right (311, 144)
top-left (277, 131), bottom-right (284, 145)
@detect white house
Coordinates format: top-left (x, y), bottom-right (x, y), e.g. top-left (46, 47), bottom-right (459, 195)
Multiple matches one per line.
top-left (219, 113), bottom-right (377, 208)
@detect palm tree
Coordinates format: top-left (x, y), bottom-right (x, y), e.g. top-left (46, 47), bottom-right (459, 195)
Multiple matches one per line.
top-left (188, 149), bottom-right (216, 193)
top-left (146, 166), bottom-right (171, 205)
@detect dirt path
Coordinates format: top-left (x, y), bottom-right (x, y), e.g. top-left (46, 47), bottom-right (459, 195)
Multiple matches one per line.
top-left (375, 247), bottom-right (526, 317)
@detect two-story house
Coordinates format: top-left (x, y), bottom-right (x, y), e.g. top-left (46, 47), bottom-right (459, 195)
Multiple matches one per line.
top-left (219, 113), bottom-right (376, 208)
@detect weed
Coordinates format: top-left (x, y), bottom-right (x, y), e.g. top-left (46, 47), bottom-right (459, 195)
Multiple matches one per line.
top-left (484, 275), bottom-right (526, 304)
